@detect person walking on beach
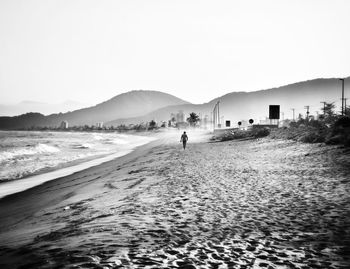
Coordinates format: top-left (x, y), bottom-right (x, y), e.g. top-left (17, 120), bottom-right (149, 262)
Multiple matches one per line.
top-left (180, 131), bottom-right (188, 150)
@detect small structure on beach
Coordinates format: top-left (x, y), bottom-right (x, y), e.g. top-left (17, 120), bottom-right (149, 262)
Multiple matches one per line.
top-left (60, 120), bottom-right (69, 129)
top-left (176, 110), bottom-right (185, 123)
top-left (96, 122), bottom-right (103, 128)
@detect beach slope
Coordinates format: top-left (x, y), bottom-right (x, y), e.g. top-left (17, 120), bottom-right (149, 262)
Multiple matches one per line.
top-left (0, 134), bottom-right (349, 268)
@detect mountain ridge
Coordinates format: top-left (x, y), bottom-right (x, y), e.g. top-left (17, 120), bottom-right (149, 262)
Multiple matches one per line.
top-left (107, 77), bottom-right (349, 126)
top-left (0, 90), bottom-right (190, 129)
top-left (0, 77), bottom-right (349, 129)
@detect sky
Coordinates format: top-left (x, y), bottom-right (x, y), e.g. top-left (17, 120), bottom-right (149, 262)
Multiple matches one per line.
top-left (0, 0), bottom-right (349, 106)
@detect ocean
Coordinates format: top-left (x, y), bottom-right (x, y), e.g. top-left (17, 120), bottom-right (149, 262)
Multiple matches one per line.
top-left (0, 131), bottom-right (155, 197)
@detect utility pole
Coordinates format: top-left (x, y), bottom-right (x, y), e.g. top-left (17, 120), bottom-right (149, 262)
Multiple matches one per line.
top-left (213, 105), bottom-right (216, 129)
top-left (320, 101), bottom-right (327, 115)
top-left (340, 78), bottom-right (345, 116)
top-left (291, 108), bottom-right (295, 121)
top-left (304, 106), bottom-right (310, 121)
top-left (212, 106), bottom-right (215, 129)
top-left (213, 101), bottom-right (221, 129)
top-left (217, 101), bottom-right (220, 127)
top-left (345, 98), bottom-right (348, 115)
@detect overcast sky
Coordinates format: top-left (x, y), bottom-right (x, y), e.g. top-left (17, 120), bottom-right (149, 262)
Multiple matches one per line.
top-left (0, 0), bottom-right (349, 105)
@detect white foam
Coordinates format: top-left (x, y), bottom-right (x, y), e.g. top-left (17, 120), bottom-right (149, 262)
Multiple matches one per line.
top-left (0, 143), bottom-right (60, 163)
top-left (0, 150), bottom-right (132, 199)
top-left (92, 134), bottom-right (104, 140)
top-left (36, 143), bottom-right (61, 153)
top-left (0, 134), bottom-right (157, 199)
top-left (111, 138), bottom-right (128, 145)
top-left (77, 143), bottom-right (94, 149)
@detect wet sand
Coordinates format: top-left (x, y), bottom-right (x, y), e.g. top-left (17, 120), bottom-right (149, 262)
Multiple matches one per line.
top-left (0, 134), bottom-right (349, 268)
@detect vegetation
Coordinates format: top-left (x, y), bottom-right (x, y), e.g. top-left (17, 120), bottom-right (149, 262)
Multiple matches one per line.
top-left (270, 102), bottom-right (350, 146)
top-left (186, 112), bottom-right (200, 127)
top-left (212, 102), bottom-right (350, 147)
top-left (148, 120), bottom-right (157, 130)
top-left (1, 111), bottom-right (203, 132)
top-left (319, 102), bottom-right (336, 123)
top-left (211, 127), bottom-right (271, 142)
top-left (270, 121), bottom-right (328, 143)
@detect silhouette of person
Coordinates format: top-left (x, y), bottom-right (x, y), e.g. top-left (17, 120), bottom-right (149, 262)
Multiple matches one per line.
top-left (180, 131), bottom-right (188, 150)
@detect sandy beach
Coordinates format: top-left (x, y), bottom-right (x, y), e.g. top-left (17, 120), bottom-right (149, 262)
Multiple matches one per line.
top-left (0, 132), bottom-right (349, 269)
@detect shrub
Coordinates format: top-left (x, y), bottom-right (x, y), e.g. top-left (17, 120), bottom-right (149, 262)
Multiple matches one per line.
top-left (299, 132), bottom-right (325, 143)
top-left (326, 116), bottom-right (350, 146)
top-left (308, 119), bottom-right (326, 129)
top-left (333, 116), bottom-right (350, 129)
top-left (252, 127), bottom-right (270, 138)
top-left (212, 127), bottom-right (270, 142)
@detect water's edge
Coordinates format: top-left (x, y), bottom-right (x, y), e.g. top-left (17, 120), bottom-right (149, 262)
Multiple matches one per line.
top-left (0, 149), bottom-right (133, 199)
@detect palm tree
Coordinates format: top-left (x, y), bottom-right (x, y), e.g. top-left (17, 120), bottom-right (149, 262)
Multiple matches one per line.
top-left (187, 112), bottom-right (200, 127)
top-left (320, 102), bottom-right (336, 123)
top-left (148, 120), bottom-right (157, 130)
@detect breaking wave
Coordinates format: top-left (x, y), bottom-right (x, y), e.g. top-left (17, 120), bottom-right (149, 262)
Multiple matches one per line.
top-left (72, 143), bottom-right (94, 149)
top-left (0, 143), bottom-right (60, 163)
top-left (0, 131), bottom-right (156, 185)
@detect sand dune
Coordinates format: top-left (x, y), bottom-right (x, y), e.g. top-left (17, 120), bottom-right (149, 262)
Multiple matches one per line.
top-left (0, 132), bottom-right (349, 268)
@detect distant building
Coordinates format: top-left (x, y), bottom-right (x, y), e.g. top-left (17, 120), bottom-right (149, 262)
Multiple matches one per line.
top-left (60, 120), bottom-right (69, 129)
top-left (203, 115), bottom-right (209, 128)
top-left (176, 110), bottom-right (185, 123)
top-left (168, 113), bottom-right (176, 127)
top-left (96, 122), bottom-right (103, 128)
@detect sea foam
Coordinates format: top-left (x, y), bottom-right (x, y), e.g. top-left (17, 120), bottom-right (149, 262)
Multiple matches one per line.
top-left (0, 143), bottom-right (60, 163)
top-left (0, 131), bottom-right (156, 192)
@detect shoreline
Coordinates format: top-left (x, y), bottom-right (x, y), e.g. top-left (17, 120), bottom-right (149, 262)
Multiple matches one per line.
top-left (0, 134), bottom-right (165, 245)
top-left (0, 131), bottom-right (157, 199)
top-left (0, 149), bottom-right (133, 199)
top-left (0, 132), bottom-right (182, 238)
top-left (0, 135), bottom-right (349, 268)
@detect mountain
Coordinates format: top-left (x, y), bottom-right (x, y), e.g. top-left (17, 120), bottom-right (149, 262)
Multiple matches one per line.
top-left (106, 77), bottom-right (349, 126)
top-left (1, 78), bottom-right (348, 130)
top-left (0, 90), bottom-right (190, 129)
top-left (0, 100), bottom-right (90, 117)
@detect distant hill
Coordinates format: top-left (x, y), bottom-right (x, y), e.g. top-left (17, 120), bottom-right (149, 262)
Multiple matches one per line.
top-left (0, 90), bottom-right (190, 129)
top-left (1, 78), bottom-right (348, 130)
top-left (106, 77), bottom-right (349, 126)
top-left (0, 100), bottom-right (90, 116)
